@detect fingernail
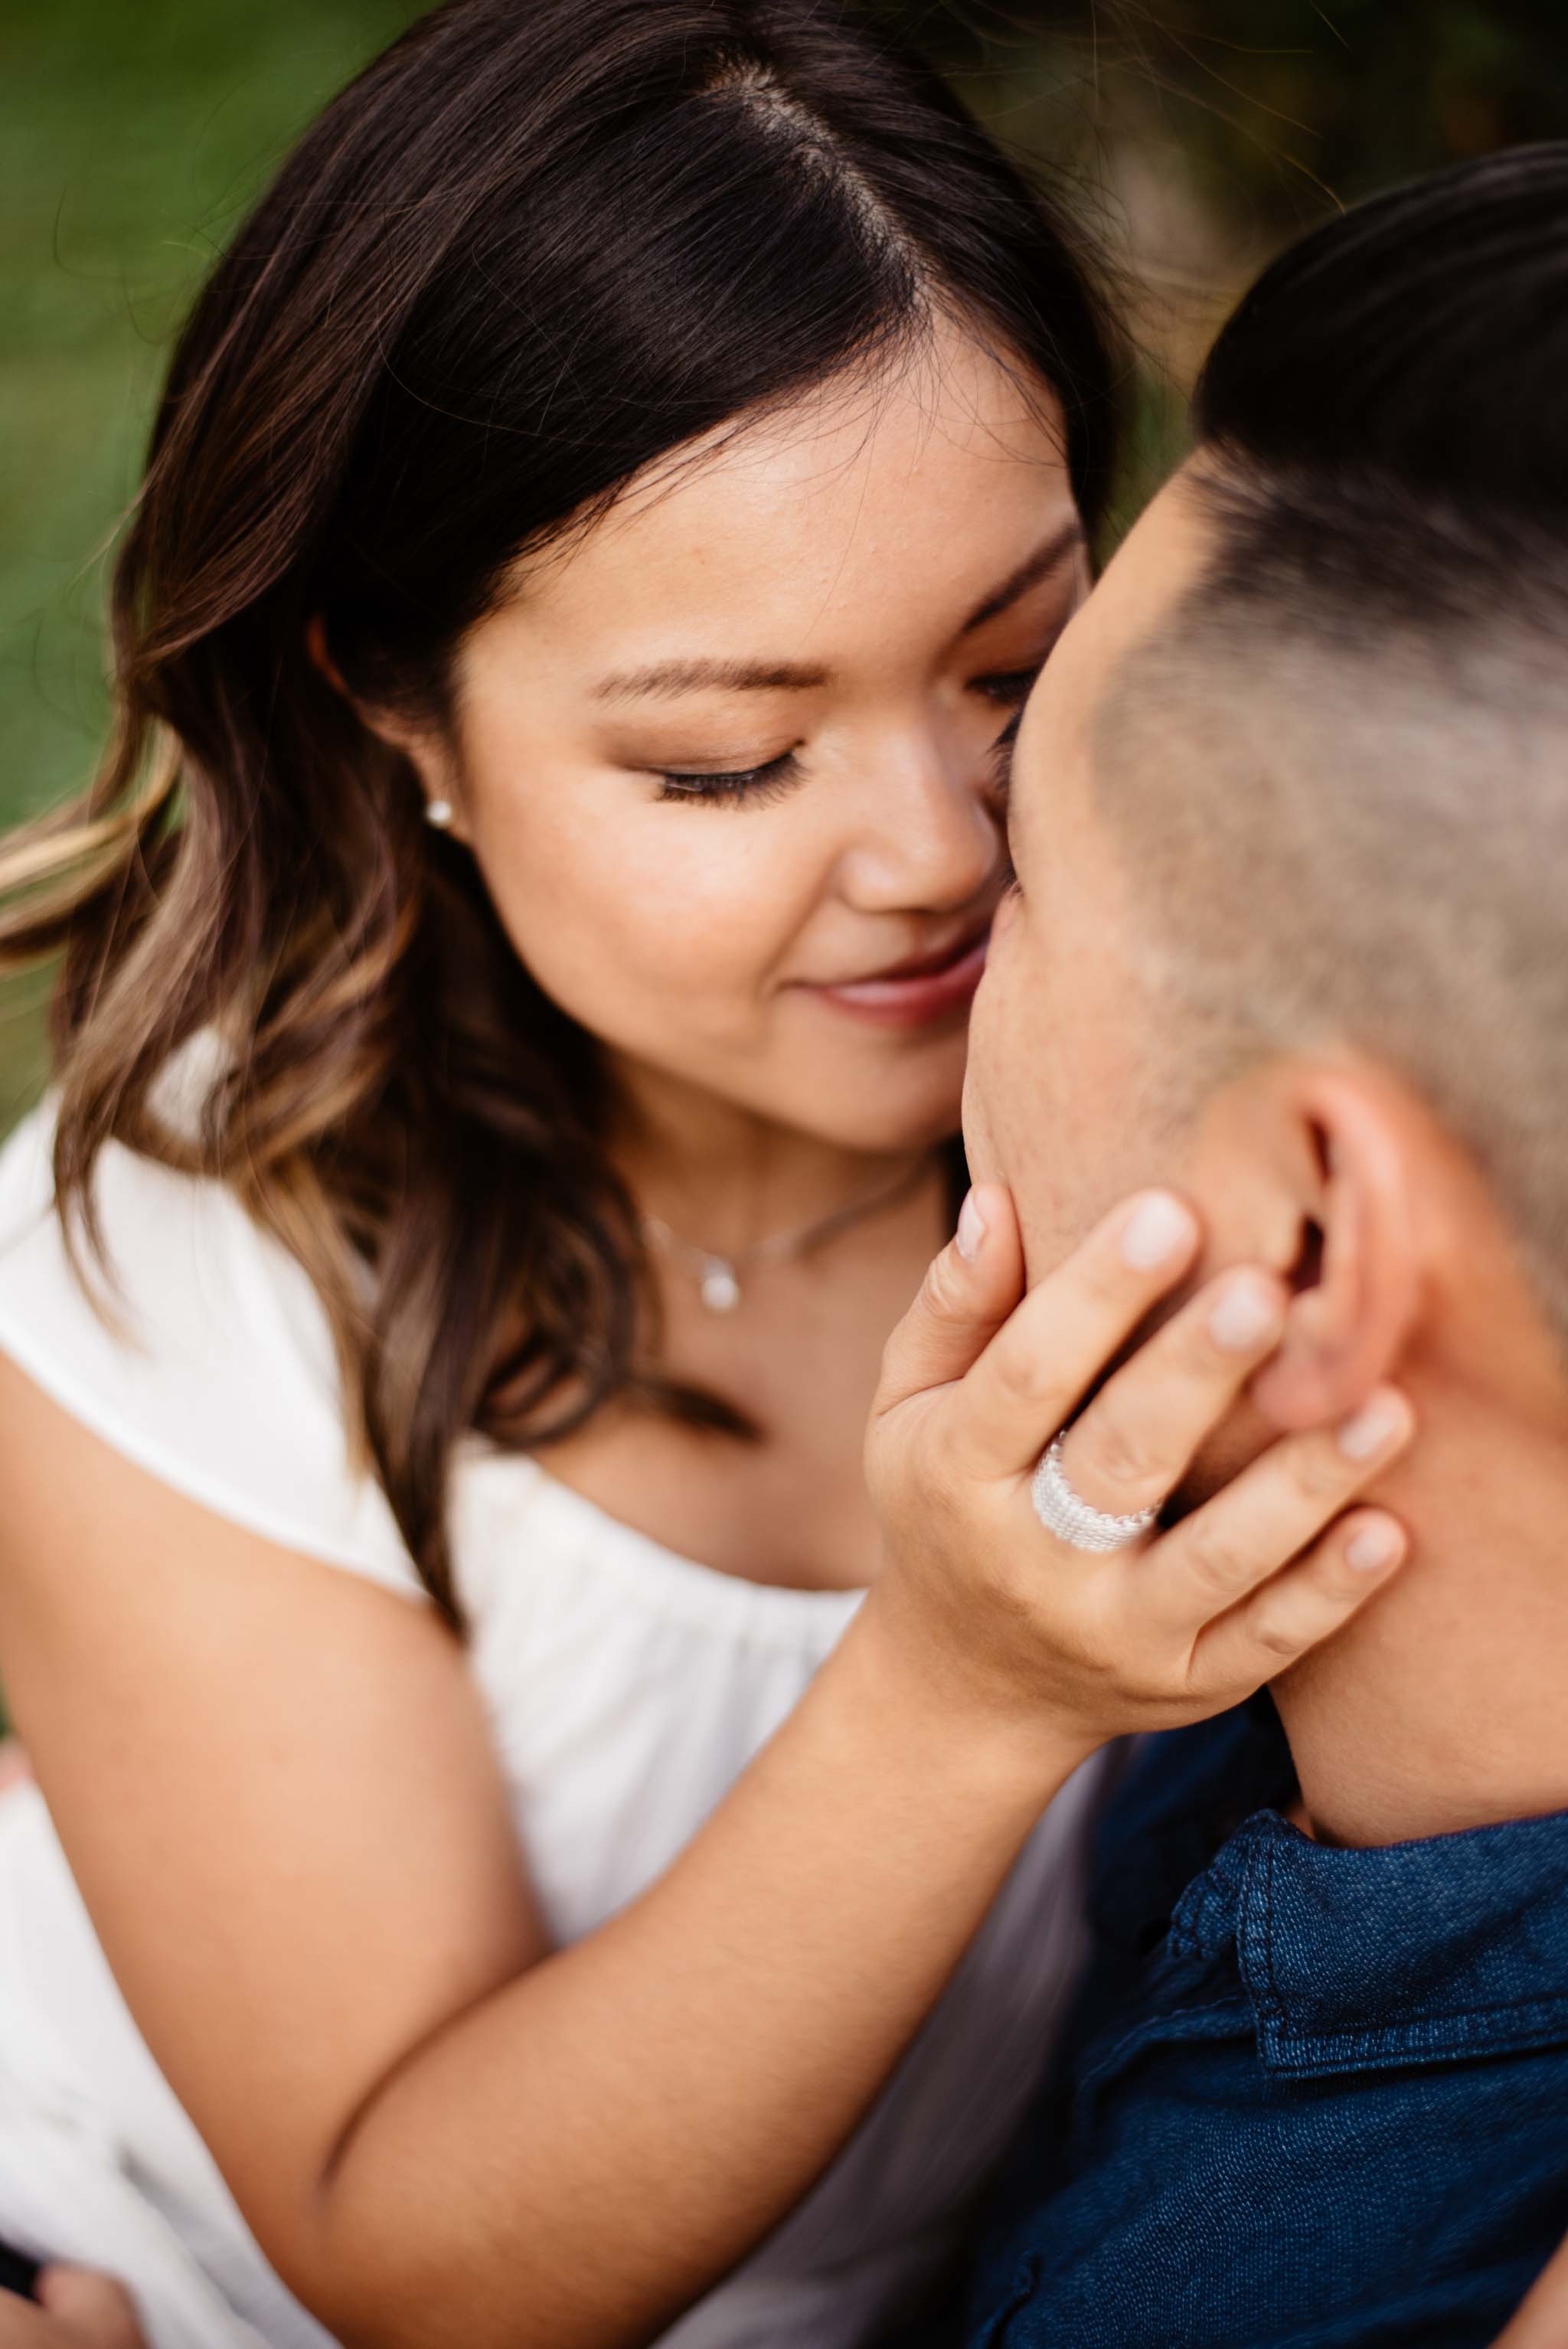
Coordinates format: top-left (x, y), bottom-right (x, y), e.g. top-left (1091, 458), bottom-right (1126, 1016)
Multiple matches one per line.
top-left (1347, 1521), bottom-right (1402, 1573)
top-left (956, 1189), bottom-right (988, 1263)
top-left (1207, 1276), bottom-right (1282, 1354)
top-left (1337, 1393), bottom-right (1406, 1461)
top-left (1120, 1192), bottom-right (1196, 1272)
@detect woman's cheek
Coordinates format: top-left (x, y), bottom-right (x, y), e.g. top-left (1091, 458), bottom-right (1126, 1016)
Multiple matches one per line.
top-left (494, 820), bottom-right (799, 1031)
top-left (615, 815), bottom-right (822, 977)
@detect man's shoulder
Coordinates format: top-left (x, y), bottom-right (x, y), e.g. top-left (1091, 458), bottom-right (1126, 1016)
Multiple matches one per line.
top-left (966, 1782), bottom-right (1568, 2349)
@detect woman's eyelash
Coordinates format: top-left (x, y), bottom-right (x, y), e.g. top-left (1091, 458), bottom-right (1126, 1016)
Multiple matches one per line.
top-left (656, 750), bottom-right (802, 807)
top-left (654, 655), bottom-right (1050, 807)
top-left (988, 703), bottom-right (1027, 799)
top-left (973, 665), bottom-right (1044, 707)
top-left (980, 639), bottom-right (1063, 796)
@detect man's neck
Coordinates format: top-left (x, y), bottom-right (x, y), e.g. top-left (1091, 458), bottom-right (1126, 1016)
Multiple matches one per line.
top-left (1274, 1374), bottom-right (1568, 1851)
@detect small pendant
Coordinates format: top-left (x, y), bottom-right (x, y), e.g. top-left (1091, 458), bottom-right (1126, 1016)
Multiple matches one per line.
top-left (699, 1259), bottom-right (742, 1313)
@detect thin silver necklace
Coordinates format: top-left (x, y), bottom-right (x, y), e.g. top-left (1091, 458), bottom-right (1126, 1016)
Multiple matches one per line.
top-left (642, 1154), bottom-right (933, 1313)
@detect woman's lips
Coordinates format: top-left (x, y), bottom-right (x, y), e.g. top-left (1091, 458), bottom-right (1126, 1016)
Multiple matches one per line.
top-left (801, 929), bottom-right (991, 1028)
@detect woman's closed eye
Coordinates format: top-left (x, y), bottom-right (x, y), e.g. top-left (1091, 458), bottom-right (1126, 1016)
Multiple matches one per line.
top-left (972, 665), bottom-right (1044, 709)
top-left (972, 646), bottom-right (1057, 792)
top-left (655, 750), bottom-right (803, 806)
top-left (652, 655), bottom-right (1049, 809)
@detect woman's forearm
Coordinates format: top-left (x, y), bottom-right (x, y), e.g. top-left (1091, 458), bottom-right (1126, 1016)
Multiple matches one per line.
top-left (296, 1609), bottom-right (1081, 2349)
top-left (289, 1179), bottom-right (1415, 2349)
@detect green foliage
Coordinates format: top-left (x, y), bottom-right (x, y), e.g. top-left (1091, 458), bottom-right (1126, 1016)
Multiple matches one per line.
top-left (0, 0), bottom-right (422, 1119)
top-left (1, 0), bottom-right (422, 808)
top-left (1133, 0), bottom-right (1568, 211)
top-left (901, 2), bottom-right (1568, 237)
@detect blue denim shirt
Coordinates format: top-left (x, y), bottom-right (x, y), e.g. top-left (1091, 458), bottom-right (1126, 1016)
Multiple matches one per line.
top-left (956, 1702), bottom-right (1568, 2349)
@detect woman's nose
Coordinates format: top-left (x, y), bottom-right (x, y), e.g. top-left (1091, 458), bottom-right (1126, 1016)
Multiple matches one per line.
top-left (835, 738), bottom-right (1002, 914)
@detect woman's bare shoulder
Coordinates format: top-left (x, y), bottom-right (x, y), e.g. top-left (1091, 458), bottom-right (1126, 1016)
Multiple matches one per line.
top-left (0, 1103), bottom-right (420, 1601)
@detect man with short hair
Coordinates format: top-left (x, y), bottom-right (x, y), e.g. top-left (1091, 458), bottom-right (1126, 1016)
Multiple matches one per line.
top-left (935, 145), bottom-right (1568, 2345)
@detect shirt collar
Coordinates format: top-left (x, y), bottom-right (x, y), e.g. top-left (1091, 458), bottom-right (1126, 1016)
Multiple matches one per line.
top-left (1086, 1698), bottom-right (1296, 1960)
top-left (1170, 1802), bottom-right (1568, 2077)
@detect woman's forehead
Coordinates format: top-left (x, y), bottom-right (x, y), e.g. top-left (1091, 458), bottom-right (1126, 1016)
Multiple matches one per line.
top-left (485, 335), bottom-right (1077, 678)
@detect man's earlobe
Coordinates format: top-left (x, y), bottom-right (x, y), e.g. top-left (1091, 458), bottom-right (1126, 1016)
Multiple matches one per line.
top-left (1250, 1072), bottom-right (1422, 1432)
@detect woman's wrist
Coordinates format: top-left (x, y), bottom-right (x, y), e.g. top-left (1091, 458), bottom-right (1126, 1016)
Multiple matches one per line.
top-left (829, 1587), bottom-right (1102, 1818)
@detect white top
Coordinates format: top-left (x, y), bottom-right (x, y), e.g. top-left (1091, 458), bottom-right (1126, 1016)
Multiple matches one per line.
top-left (0, 1103), bottom-right (1106, 2349)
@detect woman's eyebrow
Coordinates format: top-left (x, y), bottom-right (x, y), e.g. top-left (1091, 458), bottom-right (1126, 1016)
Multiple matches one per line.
top-left (591, 657), bottom-right (832, 704)
top-left (961, 519), bottom-right (1086, 635)
top-left (590, 522), bottom-right (1082, 703)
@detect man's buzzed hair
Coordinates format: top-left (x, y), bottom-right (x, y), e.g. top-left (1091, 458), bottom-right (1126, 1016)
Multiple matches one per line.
top-left (1095, 143), bottom-right (1568, 1341)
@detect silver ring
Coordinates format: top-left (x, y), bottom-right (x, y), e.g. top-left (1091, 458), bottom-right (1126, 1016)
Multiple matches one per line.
top-left (1030, 1435), bottom-right (1161, 1553)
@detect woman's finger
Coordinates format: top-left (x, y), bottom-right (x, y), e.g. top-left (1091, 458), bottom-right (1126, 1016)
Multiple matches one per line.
top-left (0, 2304), bottom-right (49, 2343)
top-left (1191, 1504), bottom-right (1409, 1695)
top-left (1057, 1267), bottom-right (1286, 1521)
top-left (1142, 1387), bottom-right (1415, 1646)
top-left (1491, 2229), bottom-right (1568, 2345)
top-left (937, 1191), bottom-right (1200, 1482)
top-left (34, 2267), bottom-right (146, 2349)
top-left (872, 1184), bottom-right (1024, 1414)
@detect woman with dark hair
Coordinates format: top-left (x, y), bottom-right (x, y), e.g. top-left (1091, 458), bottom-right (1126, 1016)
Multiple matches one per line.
top-left (0, 5), bottom-right (1411, 2344)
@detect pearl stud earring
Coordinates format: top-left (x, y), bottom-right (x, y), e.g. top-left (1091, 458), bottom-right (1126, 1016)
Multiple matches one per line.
top-left (425, 798), bottom-right (455, 830)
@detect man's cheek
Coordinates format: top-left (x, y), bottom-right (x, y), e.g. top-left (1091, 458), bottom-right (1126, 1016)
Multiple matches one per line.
top-left (1006, 1091), bottom-right (1136, 1289)
top-left (1013, 1184), bottom-right (1083, 1290)
top-left (960, 1054), bottom-right (1001, 1181)
top-left (960, 969), bottom-right (1014, 1183)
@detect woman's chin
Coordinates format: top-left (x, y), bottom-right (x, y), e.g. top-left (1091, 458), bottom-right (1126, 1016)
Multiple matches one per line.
top-left (769, 1068), bottom-right (968, 1158)
top-left (614, 1018), bottom-right (969, 1157)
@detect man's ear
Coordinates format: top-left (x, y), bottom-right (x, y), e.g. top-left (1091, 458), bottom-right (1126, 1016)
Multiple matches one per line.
top-left (1245, 1062), bottom-right (1424, 1433)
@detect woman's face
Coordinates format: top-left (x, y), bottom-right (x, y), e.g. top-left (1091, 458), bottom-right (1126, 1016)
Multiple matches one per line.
top-left (427, 324), bottom-right (1085, 1152)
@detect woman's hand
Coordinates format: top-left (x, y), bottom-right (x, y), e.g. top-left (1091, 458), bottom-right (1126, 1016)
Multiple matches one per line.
top-left (0, 1181), bottom-right (1411, 2349)
top-left (1494, 2231), bottom-right (1568, 2346)
top-left (0, 2270), bottom-right (146, 2347)
top-left (864, 1184), bottom-right (1413, 1760)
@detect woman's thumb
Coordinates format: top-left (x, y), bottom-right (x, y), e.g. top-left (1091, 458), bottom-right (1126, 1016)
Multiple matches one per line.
top-left (874, 1184), bottom-right (1024, 1416)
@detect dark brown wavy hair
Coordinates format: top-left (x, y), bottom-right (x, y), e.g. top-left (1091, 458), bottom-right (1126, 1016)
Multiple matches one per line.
top-left (0, 0), bottom-right (1119, 1624)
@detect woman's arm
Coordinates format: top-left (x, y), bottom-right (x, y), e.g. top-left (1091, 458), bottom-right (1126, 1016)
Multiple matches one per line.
top-left (0, 1190), bottom-right (1409, 2349)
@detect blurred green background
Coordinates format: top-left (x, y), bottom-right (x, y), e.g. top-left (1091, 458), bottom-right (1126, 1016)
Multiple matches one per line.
top-left (2, 0), bottom-right (1565, 1131)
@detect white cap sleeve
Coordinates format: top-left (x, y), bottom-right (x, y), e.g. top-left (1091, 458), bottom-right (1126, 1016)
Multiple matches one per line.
top-left (0, 1105), bottom-right (426, 1602)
